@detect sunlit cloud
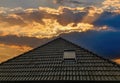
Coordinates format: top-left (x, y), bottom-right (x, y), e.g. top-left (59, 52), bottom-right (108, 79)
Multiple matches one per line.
top-left (102, 0), bottom-right (120, 8)
top-left (102, 0), bottom-right (120, 13)
top-left (0, 6), bottom-right (111, 39)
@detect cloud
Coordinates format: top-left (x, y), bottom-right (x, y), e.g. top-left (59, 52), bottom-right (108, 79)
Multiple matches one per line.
top-left (0, 6), bottom-right (110, 39)
top-left (53, 0), bottom-right (102, 7)
top-left (0, 14), bottom-right (26, 26)
top-left (53, 0), bottom-right (63, 4)
top-left (54, 7), bottom-right (87, 25)
top-left (0, 35), bottom-right (50, 48)
top-left (102, 0), bottom-right (120, 12)
top-left (0, 7), bottom-right (24, 14)
top-left (53, 0), bottom-right (82, 5)
top-left (93, 11), bottom-right (120, 29)
top-left (0, 0), bottom-right (57, 9)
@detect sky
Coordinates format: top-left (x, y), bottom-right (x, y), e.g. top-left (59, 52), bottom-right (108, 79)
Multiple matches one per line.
top-left (0, 0), bottom-right (120, 64)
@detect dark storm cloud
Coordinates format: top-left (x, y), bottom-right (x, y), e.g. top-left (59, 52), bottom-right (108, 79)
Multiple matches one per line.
top-left (53, 0), bottom-right (82, 5)
top-left (16, 10), bottom-right (45, 24)
top-left (93, 11), bottom-right (120, 29)
top-left (0, 35), bottom-right (50, 48)
top-left (56, 8), bottom-right (88, 26)
top-left (54, 0), bottom-right (82, 4)
top-left (53, 0), bottom-right (103, 7)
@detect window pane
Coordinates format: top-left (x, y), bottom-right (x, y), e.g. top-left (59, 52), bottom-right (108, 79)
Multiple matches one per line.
top-left (64, 51), bottom-right (76, 59)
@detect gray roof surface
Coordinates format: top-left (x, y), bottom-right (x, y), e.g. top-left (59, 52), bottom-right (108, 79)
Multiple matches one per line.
top-left (0, 37), bottom-right (120, 81)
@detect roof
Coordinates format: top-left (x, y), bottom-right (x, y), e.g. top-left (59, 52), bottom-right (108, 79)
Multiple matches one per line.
top-left (0, 37), bottom-right (120, 81)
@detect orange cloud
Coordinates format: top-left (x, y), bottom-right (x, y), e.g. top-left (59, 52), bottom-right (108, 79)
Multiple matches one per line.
top-left (0, 43), bottom-right (32, 63)
top-left (102, 0), bottom-right (120, 13)
top-left (102, 0), bottom-right (120, 8)
top-left (0, 6), bottom-right (110, 39)
top-left (112, 58), bottom-right (120, 65)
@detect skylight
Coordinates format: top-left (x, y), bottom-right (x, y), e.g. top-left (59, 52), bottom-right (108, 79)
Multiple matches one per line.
top-left (63, 50), bottom-right (77, 62)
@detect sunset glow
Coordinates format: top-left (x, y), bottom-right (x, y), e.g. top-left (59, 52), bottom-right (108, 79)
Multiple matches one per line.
top-left (0, 43), bottom-right (32, 63)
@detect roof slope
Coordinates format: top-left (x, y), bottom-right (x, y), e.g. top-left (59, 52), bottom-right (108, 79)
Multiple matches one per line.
top-left (0, 37), bottom-right (120, 81)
